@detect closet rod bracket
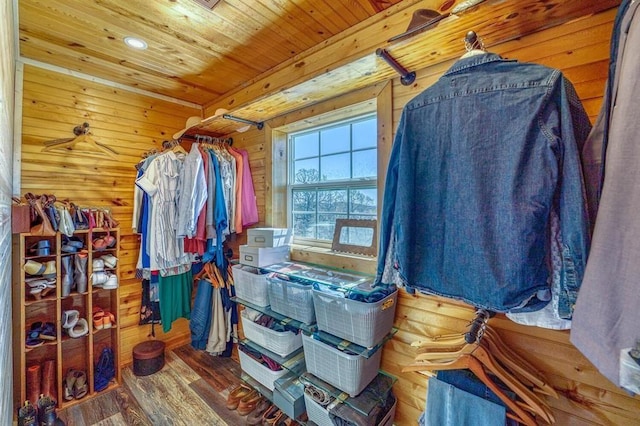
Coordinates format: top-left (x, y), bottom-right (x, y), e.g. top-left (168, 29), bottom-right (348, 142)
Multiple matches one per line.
top-left (376, 48), bottom-right (416, 86)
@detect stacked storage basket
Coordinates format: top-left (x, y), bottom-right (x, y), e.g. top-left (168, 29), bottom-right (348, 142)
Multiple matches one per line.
top-left (236, 228), bottom-right (295, 391)
top-left (300, 267), bottom-right (398, 425)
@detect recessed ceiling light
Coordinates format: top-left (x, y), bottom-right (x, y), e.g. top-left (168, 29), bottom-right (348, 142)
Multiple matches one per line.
top-left (124, 36), bottom-right (148, 50)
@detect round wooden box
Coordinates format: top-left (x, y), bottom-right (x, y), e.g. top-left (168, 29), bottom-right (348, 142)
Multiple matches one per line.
top-left (133, 340), bottom-right (166, 376)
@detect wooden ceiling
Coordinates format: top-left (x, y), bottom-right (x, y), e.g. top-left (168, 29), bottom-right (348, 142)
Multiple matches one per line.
top-left (18, 0), bottom-right (621, 136)
top-left (18, 0), bottom-right (404, 106)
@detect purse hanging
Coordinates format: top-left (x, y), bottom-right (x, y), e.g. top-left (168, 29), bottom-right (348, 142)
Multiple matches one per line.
top-left (26, 194), bottom-right (56, 236)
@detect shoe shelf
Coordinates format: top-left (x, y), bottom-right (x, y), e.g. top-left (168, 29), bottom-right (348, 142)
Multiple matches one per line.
top-left (11, 228), bottom-right (121, 415)
top-left (232, 296), bottom-right (318, 335)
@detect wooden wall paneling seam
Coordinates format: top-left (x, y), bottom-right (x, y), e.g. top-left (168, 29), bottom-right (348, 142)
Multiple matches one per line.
top-left (12, 61), bottom-right (24, 196)
top-left (21, 65), bottom-right (202, 114)
top-left (20, 42), bottom-right (214, 102)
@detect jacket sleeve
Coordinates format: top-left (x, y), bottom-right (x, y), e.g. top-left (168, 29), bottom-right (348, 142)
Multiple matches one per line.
top-left (376, 111), bottom-right (405, 285)
top-left (553, 75), bottom-right (593, 318)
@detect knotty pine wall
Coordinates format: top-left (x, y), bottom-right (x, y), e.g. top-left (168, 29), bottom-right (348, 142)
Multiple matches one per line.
top-left (208, 7), bottom-right (640, 426)
top-left (18, 64), bottom-right (201, 365)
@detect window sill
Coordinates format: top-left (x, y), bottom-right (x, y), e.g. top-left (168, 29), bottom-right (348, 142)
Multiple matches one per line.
top-left (289, 244), bottom-right (377, 275)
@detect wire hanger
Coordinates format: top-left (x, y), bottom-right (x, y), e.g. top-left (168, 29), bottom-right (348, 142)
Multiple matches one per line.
top-left (42, 122), bottom-right (119, 158)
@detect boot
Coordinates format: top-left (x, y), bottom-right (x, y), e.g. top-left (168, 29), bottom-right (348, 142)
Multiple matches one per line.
top-left (61, 256), bottom-right (73, 297)
top-left (74, 253), bottom-right (88, 294)
top-left (17, 401), bottom-right (37, 426)
top-left (41, 360), bottom-right (57, 404)
top-left (37, 394), bottom-right (64, 426)
top-left (26, 365), bottom-right (41, 408)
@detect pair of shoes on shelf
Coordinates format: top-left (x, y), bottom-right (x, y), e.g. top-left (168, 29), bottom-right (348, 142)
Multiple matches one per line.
top-left (63, 369), bottom-right (88, 401)
top-left (24, 260), bottom-right (56, 279)
top-left (98, 254), bottom-right (118, 269)
top-left (61, 236), bottom-right (84, 253)
top-left (62, 310), bottom-right (88, 338)
top-left (246, 398), bottom-right (272, 424)
top-left (26, 278), bottom-right (56, 300)
top-left (92, 233), bottom-right (116, 251)
top-left (91, 271), bottom-right (118, 289)
top-left (28, 240), bottom-right (51, 256)
top-left (226, 384), bottom-right (253, 410)
top-left (26, 321), bottom-right (56, 348)
top-left (261, 404), bottom-right (293, 425)
top-left (94, 347), bottom-right (115, 392)
top-left (92, 307), bottom-right (115, 330)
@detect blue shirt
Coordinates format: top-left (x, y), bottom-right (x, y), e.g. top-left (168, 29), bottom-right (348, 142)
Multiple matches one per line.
top-left (376, 53), bottom-right (591, 313)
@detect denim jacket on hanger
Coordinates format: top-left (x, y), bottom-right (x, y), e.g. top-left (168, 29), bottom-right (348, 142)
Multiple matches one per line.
top-left (376, 53), bottom-right (591, 314)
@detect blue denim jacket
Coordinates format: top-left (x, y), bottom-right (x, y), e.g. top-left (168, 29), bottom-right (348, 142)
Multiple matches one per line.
top-left (376, 53), bottom-right (591, 313)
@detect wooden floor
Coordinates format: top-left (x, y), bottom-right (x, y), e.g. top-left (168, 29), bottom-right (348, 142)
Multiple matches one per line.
top-left (57, 345), bottom-right (248, 426)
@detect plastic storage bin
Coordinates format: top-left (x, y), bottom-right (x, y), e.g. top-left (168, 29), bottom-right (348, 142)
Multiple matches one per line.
top-left (241, 310), bottom-right (303, 357)
top-left (238, 350), bottom-right (288, 391)
top-left (312, 289), bottom-right (397, 348)
top-left (247, 228), bottom-right (293, 248)
top-left (267, 275), bottom-right (315, 324)
top-left (304, 391), bottom-right (397, 426)
top-left (232, 264), bottom-right (270, 307)
top-left (303, 393), bottom-right (334, 426)
top-left (302, 333), bottom-right (382, 397)
top-left (273, 373), bottom-right (306, 420)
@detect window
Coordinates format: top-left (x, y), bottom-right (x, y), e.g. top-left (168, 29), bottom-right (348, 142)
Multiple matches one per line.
top-left (288, 115), bottom-right (377, 246)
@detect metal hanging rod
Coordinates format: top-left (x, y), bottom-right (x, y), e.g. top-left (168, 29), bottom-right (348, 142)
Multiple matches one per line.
top-left (222, 113), bottom-right (264, 130)
top-left (194, 134), bottom-right (233, 145)
top-left (375, 48), bottom-right (416, 86)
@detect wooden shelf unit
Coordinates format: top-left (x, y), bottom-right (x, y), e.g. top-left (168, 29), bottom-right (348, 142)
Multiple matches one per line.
top-left (12, 228), bottom-right (121, 412)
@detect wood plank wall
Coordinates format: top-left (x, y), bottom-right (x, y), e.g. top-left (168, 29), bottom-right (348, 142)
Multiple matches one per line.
top-left (381, 9), bottom-right (640, 426)
top-left (208, 7), bottom-right (640, 426)
top-left (18, 64), bottom-right (201, 365)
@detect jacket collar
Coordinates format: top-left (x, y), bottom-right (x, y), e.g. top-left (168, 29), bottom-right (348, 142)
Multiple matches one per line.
top-left (445, 52), bottom-right (516, 75)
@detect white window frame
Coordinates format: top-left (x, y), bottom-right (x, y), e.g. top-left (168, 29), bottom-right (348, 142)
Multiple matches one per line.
top-left (286, 114), bottom-right (377, 248)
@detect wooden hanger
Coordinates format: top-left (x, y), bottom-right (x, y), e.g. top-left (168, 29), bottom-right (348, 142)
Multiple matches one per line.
top-left (403, 355), bottom-right (538, 426)
top-left (42, 123), bottom-right (119, 158)
top-left (412, 339), bottom-right (555, 422)
top-left (482, 331), bottom-right (558, 398)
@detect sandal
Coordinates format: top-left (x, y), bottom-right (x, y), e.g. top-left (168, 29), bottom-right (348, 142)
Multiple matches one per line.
top-left (72, 370), bottom-right (88, 399)
top-left (63, 370), bottom-right (77, 401)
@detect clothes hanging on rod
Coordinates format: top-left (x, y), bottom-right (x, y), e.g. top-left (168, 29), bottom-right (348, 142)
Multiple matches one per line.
top-left (571, 0), bottom-right (640, 389)
top-left (132, 138), bottom-right (257, 332)
top-left (375, 34), bottom-right (592, 318)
